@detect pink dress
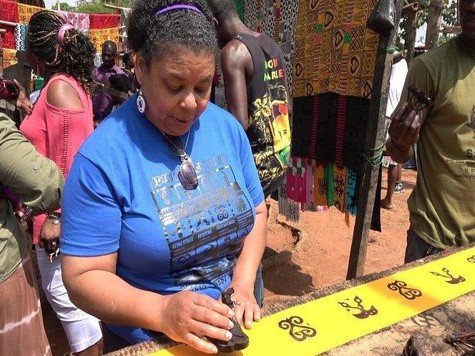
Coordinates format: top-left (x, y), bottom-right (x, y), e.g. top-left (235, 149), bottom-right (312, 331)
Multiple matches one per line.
top-left (20, 74), bottom-right (94, 244)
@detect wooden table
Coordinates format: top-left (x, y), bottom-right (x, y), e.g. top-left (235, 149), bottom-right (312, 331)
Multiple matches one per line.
top-left (107, 245), bottom-right (475, 356)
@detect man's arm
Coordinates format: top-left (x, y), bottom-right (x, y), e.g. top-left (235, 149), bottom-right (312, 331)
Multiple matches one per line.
top-left (0, 113), bottom-right (63, 213)
top-left (221, 40), bottom-right (252, 129)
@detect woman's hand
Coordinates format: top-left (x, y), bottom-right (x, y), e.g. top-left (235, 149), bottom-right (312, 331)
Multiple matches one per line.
top-left (228, 282), bottom-right (260, 329)
top-left (156, 290), bottom-right (235, 354)
top-left (14, 79), bottom-right (33, 114)
top-left (39, 216), bottom-right (61, 249)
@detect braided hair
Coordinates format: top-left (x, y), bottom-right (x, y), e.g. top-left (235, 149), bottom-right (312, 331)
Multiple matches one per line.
top-left (127, 0), bottom-right (217, 68)
top-left (27, 10), bottom-right (96, 94)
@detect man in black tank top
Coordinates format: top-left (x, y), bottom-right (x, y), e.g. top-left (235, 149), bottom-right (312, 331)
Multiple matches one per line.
top-left (208, 0), bottom-right (292, 198)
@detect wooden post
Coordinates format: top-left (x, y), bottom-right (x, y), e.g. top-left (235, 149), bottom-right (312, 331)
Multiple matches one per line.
top-left (346, 0), bottom-right (404, 279)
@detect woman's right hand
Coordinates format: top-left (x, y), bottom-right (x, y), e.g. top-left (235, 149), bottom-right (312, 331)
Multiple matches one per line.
top-left (156, 290), bottom-right (235, 354)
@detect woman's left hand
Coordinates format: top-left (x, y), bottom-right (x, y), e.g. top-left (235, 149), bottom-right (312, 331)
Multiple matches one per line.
top-left (228, 283), bottom-right (260, 329)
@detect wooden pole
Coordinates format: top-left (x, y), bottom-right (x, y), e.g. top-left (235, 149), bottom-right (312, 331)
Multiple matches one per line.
top-left (346, 0), bottom-right (404, 279)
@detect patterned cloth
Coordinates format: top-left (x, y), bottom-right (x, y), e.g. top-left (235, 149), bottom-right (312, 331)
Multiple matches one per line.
top-left (14, 24), bottom-right (27, 51)
top-left (0, 0), bottom-right (19, 23)
top-left (1, 49), bottom-right (17, 69)
top-left (89, 13), bottom-right (120, 30)
top-left (58, 10), bottom-right (90, 33)
top-left (89, 27), bottom-right (120, 53)
top-left (17, 3), bottom-right (43, 24)
top-left (0, 25), bottom-right (15, 49)
top-left (292, 0), bottom-right (379, 98)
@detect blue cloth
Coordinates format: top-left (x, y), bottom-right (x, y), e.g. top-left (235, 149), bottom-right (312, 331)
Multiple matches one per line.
top-left (61, 96), bottom-right (264, 344)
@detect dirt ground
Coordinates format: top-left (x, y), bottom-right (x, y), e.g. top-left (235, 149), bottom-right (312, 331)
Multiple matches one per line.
top-left (39, 167), bottom-right (417, 355)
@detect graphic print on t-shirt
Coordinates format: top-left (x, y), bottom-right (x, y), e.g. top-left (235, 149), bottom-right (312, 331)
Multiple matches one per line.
top-left (150, 154), bottom-right (254, 291)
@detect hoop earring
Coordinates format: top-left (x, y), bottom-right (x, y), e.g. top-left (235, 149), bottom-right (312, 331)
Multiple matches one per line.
top-left (136, 90), bottom-right (146, 113)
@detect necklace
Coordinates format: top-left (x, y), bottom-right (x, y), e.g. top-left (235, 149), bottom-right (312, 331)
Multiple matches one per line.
top-left (158, 129), bottom-right (191, 155)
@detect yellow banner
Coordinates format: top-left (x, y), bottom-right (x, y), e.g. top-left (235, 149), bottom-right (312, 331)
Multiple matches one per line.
top-left (150, 248), bottom-right (475, 355)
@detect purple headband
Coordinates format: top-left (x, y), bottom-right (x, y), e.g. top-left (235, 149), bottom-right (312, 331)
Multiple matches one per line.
top-left (57, 24), bottom-right (74, 46)
top-left (155, 4), bottom-right (203, 16)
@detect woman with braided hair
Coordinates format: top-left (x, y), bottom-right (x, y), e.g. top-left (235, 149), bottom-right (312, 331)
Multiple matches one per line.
top-left (19, 10), bottom-right (103, 355)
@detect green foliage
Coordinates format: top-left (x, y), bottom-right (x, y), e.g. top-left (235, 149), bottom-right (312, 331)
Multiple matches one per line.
top-left (76, 2), bottom-right (117, 14)
top-left (416, 0), bottom-right (458, 28)
top-left (75, 1), bottom-right (134, 14)
top-left (399, 0), bottom-right (458, 44)
top-left (60, 2), bottom-right (72, 11)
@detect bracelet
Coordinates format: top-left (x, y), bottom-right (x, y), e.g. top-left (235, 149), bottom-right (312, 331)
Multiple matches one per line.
top-left (46, 212), bottom-right (61, 225)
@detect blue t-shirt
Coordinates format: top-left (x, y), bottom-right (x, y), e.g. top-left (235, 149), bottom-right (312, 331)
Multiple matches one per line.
top-left (61, 96), bottom-right (264, 343)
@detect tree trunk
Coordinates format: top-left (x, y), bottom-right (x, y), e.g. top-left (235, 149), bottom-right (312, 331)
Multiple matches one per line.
top-left (402, 2), bottom-right (419, 66)
top-left (425, 0), bottom-right (444, 49)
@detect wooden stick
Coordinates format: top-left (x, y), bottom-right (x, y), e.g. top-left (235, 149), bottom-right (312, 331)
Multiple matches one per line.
top-left (346, 0), bottom-right (404, 279)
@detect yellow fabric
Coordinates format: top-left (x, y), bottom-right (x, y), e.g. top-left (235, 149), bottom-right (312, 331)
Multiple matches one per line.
top-left (88, 28), bottom-right (120, 53)
top-left (150, 247), bottom-right (475, 355)
top-left (292, 0), bottom-right (379, 98)
top-left (17, 3), bottom-right (43, 24)
top-left (2, 49), bottom-right (17, 70)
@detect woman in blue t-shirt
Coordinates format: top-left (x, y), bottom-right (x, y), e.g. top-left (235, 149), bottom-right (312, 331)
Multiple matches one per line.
top-left (60, 0), bottom-right (267, 353)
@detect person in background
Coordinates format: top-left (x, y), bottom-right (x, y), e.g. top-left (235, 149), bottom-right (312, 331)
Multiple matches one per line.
top-left (19, 10), bottom-right (103, 356)
top-left (122, 51), bottom-right (139, 93)
top-left (0, 79), bottom-right (64, 356)
top-left (386, 0), bottom-right (475, 263)
top-left (61, 0), bottom-right (267, 353)
top-left (93, 40), bottom-right (126, 126)
top-left (208, 0), bottom-right (292, 199)
top-left (381, 49), bottom-right (408, 210)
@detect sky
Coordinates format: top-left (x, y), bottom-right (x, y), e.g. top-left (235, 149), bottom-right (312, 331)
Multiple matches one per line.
top-left (44, 0), bottom-right (77, 10)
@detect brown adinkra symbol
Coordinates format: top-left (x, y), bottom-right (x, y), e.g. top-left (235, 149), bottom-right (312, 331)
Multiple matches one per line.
top-left (338, 295), bottom-right (378, 319)
top-left (278, 316), bottom-right (317, 342)
top-left (387, 280), bottom-right (422, 300)
top-left (468, 255), bottom-right (475, 263)
top-left (430, 267), bottom-right (466, 284)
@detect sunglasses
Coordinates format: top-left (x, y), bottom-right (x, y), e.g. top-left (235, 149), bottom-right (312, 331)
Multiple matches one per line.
top-left (163, 134), bottom-right (199, 190)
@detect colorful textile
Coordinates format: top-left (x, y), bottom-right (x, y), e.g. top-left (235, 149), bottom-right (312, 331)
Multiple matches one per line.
top-left (0, 0), bottom-right (19, 23)
top-left (88, 27), bottom-right (120, 53)
top-left (0, 25), bottom-right (15, 49)
top-left (234, 0), bottom-right (244, 20)
top-left (151, 246), bottom-right (475, 356)
top-left (292, 0), bottom-right (379, 98)
top-left (89, 13), bottom-right (120, 30)
top-left (333, 165), bottom-right (347, 213)
top-left (1, 49), bottom-right (17, 69)
top-left (292, 94), bottom-right (370, 172)
top-left (313, 162), bottom-right (328, 207)
top-left (345, 169), bottom-right (358, 215)
top-left (286, 156), bottom-right (306, 203)
top-left (58, 10), bottom-right (90, 33)
top-left (17, 3), bottom-right (43, 24)
top-left (243, 0), bottom-right (299, 93)
top-left (14, 24), bottom-right (27, 51)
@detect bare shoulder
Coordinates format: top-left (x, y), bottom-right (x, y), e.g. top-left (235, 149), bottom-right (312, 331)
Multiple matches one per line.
top-left (222, 39), bottom-right (252, 66)
top-left (47, 78), bottom-right (83, 110)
